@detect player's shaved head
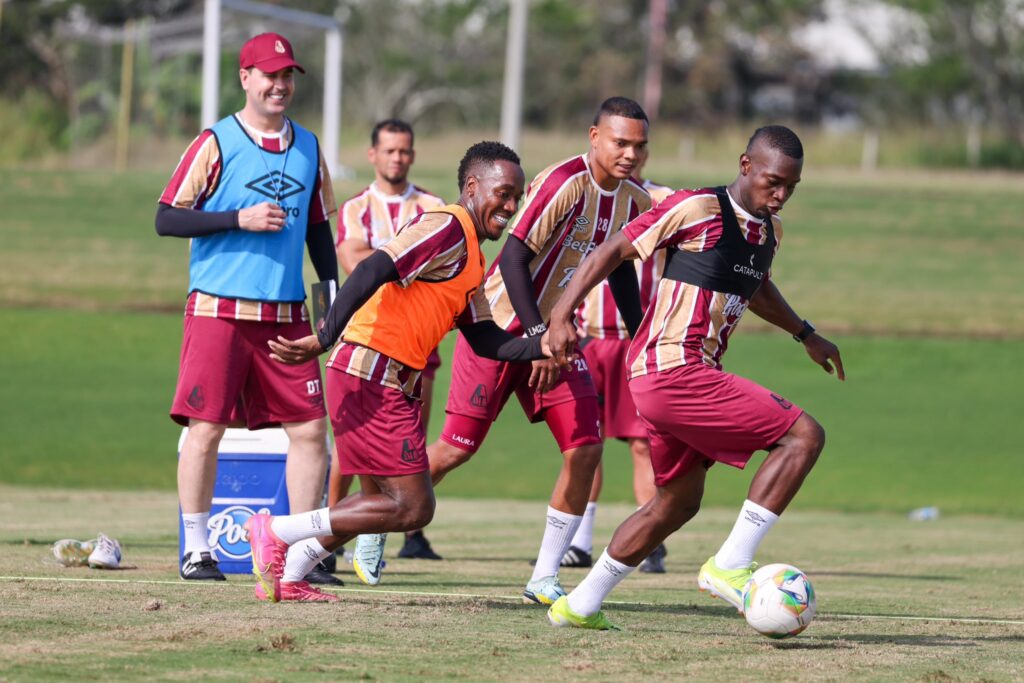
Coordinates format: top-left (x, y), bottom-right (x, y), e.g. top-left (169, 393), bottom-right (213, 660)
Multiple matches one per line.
top-left (457, 141), bottom-right (521, 191)
top-left (746, 125), bottom-right (803, 160)
top-left (593, 96), bottom-right (648, 126)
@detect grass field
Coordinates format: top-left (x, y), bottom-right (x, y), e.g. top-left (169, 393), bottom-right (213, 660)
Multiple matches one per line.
top-left (2, 148), bottom-right (1023, 680)
top-left (1, 486), bottom-right (1022, 682)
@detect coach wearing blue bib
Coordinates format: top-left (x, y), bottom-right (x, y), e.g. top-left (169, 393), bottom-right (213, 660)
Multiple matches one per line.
top-left (155, 32), bottom-right (340, 593)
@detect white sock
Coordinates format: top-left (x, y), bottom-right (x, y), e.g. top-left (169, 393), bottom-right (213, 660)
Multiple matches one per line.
top-left (568, 502), bottom-right (597, 554)
top-left (270, 507), bottom-right (332, 545)
top-left (530, 506), bottom-right (583, 582)
top-left (715, 499), bottom-right (780, 570)
top-left (182, 512), bottom-right (211, 556)
top-left (282, 538), bottom-right (332, 583)
top-left (567, 549), bottom-right (636, 616)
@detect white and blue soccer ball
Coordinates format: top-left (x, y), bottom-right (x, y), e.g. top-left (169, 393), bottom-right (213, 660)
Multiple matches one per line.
top-left (743, 563), bottom-right (816, 638)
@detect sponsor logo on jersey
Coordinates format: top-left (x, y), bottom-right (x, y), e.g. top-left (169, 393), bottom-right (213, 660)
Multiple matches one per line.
top-left (558, 266), bottom-right (577, 288)
top-left (561, 235), bottom-right (598, 257)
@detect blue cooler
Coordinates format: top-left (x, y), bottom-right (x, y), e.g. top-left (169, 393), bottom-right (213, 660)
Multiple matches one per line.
top-left (177, 428), bottom-right (291, 574)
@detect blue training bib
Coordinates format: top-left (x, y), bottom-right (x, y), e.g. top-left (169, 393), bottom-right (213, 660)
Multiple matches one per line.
top-left (189, 115), bottom-right (319, 302)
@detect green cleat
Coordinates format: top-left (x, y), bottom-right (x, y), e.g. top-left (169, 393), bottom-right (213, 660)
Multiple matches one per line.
top-left (547, 596), bottom-right (620, 631)
top-left (697, 554), bottom-right (757, 613)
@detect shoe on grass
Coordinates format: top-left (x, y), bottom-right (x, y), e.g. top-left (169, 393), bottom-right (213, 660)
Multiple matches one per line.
top-left (180, 551), bottom-right (226, 581)
top-left (547, 595), bottom-right (620, 631)
top-left (87, 533), bottom-right (122, 569)
top-left (559, 545), bottom-right (593, 568)
top-left (522, 575), bottom-right (567, 605)
top-left (304, 562), bottom-right (344, 586)
top-left (638, 543), bottom-right (667, 574)
top-left (52, 538), bottom-right (96, 567)
top-left (244, 514), bottom-right (287, 602)
top-left (255, 580), bottom-right (339, 603)
top-left (697, 554), bottom-right (756, 613)
top-left (352, 533), bottom-right (388, 586)
top-left (397, 530), bottom-right (442, 560)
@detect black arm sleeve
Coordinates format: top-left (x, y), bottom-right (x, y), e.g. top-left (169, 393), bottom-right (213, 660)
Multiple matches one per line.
top-left (154, 203), bottom-right (238, 238)
top-left (316, 251), bottom-right (399, 349)
top-left (305, 220), bottom-right (339, 283)
top-left (499, 236), bottom-right (547, 336)
top-left (606, 260), bottom-right (644, 338)
top-left (459, 321), bottom-right (545, 362)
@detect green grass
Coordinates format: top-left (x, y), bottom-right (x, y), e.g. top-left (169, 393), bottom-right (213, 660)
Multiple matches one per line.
top-left (1, 307), bottom-right (1020, 516)
top-left (1, 486), bottom-right (1022, 682)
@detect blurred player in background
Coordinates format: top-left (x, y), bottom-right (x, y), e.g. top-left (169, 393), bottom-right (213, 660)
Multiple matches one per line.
top-left (424, 97), bottom-right (652, 606)
top-left (245, 142), bottom-right (550, 603)
top-left (155, 33), bottom-right (337, 585)
top-left (558, 146), bottom-right (673, 573)
top-left (332, 120), bottom-right (447, 564)
top-left (544, 125), bottom-right (844, 630)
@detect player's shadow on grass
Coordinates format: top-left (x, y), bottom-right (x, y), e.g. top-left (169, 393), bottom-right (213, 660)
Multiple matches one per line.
top-left (812, 570), bottom-right (962, 582)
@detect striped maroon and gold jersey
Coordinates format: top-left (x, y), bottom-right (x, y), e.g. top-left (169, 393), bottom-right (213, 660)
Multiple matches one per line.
top-left (337, 183), bottom-right (446, 251)
top-left (623, 187), bottom-right (783, 377)
top-left (326, 210), bottom-right (487, 397)
top-left (159, 114), bottom-right (337, 323)
top-left (466, 155), bottom-right (651, 333)
top-left (577, 177), bottom-right (673, 340)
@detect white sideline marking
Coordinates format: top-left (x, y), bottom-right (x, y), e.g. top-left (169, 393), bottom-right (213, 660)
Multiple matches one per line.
top-left (3, 575), bottom-right (1023, 626)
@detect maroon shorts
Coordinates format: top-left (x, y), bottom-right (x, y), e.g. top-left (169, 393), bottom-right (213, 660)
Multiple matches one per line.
top-left (630, 363), bottom-right (803, 486)
top-left (422, 347), bottom-right (443, 381)
top-left (326, 367), bottom-right (427, 476)
top-left (170, 315), bottom-right (325, 429)
top-left (440, 332), bottom-right (601, 453)
top-left (583, 337), bottom-right (646, 441)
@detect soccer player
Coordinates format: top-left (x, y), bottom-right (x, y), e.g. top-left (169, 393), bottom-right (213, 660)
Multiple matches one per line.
top-left (560, 146), bottom-right (673, 573)
top-left (155, 33), bottom-right (338, 585)
top-left (245, 142), bottom-right (551, 603)
top-left (544, 125), bottom-right (845, 630)
top-left (425, 97), bottom-right (652, 605)
top-left (333, 120), bottom-right (447, 562)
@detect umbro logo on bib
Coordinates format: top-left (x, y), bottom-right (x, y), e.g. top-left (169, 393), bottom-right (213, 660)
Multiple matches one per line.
top-left (245, 171), bottom-right (306, 201)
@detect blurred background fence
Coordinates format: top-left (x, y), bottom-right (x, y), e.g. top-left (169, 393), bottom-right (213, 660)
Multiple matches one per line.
top-left (2, 0), bottom-right (1023, 171)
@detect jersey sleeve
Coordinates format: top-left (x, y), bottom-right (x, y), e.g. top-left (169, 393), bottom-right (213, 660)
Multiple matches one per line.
top-left (456, 287), bottom-right (494, 326)
top-left (159, 131), bottom-right (221, 209)
top-left (309, 147), bottom-right (338, 224)
top-left (338, 195), bottom-right (371, 246)
top-left (623, 191), bottom-right (718, 261)
top-left (380, 213), bottom-right (468, 287)
top-left (507, 169), bottom-right (584, 253)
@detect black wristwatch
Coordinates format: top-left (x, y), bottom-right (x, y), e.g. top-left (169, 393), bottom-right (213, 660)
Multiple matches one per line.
top-left (793, 320), bottom-right (816, 343)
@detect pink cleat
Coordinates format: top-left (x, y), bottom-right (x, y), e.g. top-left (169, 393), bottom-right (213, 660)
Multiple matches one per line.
top-left (244, 513), bottom-right (287, 603)
top-left (254, 580), bottom-right (340, 603)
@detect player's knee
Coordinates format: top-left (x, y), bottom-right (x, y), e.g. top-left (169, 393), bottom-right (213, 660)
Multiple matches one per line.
top-left (795, 414), bottom-right (826, 462)
top-left (430, 440), bottom-right (475, 471)
top-left (564, 443), bottom-right (602, 472)
top-left (399, 496), bottom-right (436, 530)
top-left (184, 420), bottom-right (226, 454)
top-left (629, 438), bottom-right (652, 462)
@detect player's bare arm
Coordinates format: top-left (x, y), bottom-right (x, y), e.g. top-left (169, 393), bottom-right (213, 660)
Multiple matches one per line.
top-left (238, 201), bottom-right (287, 232)
top-left (547, 232), bottom-right (640, 366)
top-left (337, 237), bottom-right (376, 275)
top-left (748, 280), bottom-right (845, 380)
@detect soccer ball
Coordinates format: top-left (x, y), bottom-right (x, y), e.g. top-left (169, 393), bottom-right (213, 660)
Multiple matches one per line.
top-left (743, 563), bottom-right (816, 638)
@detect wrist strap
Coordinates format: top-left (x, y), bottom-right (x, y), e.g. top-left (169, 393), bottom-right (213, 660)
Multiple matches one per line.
top-left (793, 319), bottom-right (816, 343)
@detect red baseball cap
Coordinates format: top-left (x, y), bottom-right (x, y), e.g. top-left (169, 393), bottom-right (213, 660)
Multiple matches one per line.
top-left (239, 32), bottom-right (305, 74)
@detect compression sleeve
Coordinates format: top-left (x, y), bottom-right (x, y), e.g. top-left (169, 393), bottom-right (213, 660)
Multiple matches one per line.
top-left (315, 251), bottom-right (399, 350)
top-left (606, 260), bottom-right (644, 338)
top-left (459, 321), bottom-right (545, 362)
top-left (305, 219), bottom-right (339, 283)
top-left (499, 235), bottom-right (547, 336)
top-left (154, 203), bottom-right (238, 238)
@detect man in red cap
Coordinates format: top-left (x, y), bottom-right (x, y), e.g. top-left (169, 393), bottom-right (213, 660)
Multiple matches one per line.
top-left (155, 32), bottom-right (341, 599)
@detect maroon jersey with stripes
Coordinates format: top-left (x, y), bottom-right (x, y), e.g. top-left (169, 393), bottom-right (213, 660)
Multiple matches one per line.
top-left (623, 187), bottom-right (783, 377)
top-left (466, 155), bottom-right (651, 334)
